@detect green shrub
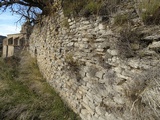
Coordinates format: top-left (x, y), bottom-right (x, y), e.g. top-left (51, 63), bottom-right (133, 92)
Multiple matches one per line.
top-left (81, 1), bottom-right (102, 16)
top-left (65, 53), bottom-right (82, 82)
top-left (114, 14), bottom-right (129, 25)
top-left (139, 0), bottom-right (160, 25)
top-left (62, 0), bottom-right (86, 17)
top-left (62, 0), bottom-right (123, 17)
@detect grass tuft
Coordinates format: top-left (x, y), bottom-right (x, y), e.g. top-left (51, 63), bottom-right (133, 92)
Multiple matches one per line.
top-left (139, 0), bottom-right (160, 25)
top-left (124, 65), bottom-right (160, 119)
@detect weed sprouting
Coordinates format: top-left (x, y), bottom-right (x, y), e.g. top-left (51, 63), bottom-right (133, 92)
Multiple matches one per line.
top-left (117, 28), bottom-right (141, 58)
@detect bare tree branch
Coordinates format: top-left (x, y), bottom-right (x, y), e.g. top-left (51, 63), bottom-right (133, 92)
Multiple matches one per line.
top-left (0, 0), bottom-right (54, 23)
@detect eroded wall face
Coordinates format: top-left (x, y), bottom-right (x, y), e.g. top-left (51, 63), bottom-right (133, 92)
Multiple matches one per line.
top-left (29, 9), bottom-right (160, 120)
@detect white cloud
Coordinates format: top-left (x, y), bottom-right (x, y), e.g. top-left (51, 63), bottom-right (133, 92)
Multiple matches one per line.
top-left (0, 10), bottom-right (22, 36)
top-left (0, 24), bottom-right (21, 36)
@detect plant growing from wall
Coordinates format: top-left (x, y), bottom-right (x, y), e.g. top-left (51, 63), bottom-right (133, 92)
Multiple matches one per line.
top-left (114, 13), bottom-right (129, 25)
top-left (62, 18), bottom-right (69, 28)
top-left (117, 27), bottom-right (141, 58)
top-left (80, 1), bottom-right (103, 17)
top-left (65, 53), bottom-right (83, 82)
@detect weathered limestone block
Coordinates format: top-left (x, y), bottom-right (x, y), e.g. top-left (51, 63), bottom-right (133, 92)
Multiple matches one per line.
top-left (95, 38), bottom-right (105, 42)
top-left (143, 35), bottom-right (160, 41)
top-left (95, 71), bottom-right (105, 79)
top-left (107, 49), bottom-right (118, 56)
top-left (79, 43), bottom-right (89, 49)
top-left (98, 116), bottom-right (106, 120)
top-left (70, 24), bottom-right (76, 29)
top-left (128, 59), bottom-right (140, 68)
top-left (78, 86), bottom-right (88, 94)
top-left (95, 106), bottom-right (106, 115)
top-left (82, 102), bottom-right (95, 115)
top-left (82, 21), bottom-right (90, 25)
top-left (92, 113), bottom-right (100, 120)
top-left (79, 25), bottom-right (92, 30)
top-left (82, 38), bottom-right (89, 42)
top-left (88, 101), bottom-right (95, 110)
top-left (93, 94), bottom-right (102, 103)
top-left (96, 48), bottom-right (104, 52)
top-left (149, 41), bottom-right (160, 49)
top-left (98, 24), bottom-right (105, 30)
top-left (83, 96), bottom-right (90, 105)
top-left (105, 113), bottom-right (117, 120)
top-left (113, 67), bottom-right (122, 74)
top-left (80, 109), bottom-right (88, 119)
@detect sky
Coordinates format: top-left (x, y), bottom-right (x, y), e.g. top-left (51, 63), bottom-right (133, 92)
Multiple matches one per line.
top-left (0, 9), bottom-right (23, 36)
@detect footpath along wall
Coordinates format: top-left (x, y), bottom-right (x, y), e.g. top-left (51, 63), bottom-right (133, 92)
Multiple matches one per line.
top-left (29, 3), bottom-right (160, 120)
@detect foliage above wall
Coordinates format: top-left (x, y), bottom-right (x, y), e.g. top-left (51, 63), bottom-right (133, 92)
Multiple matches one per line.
top-left (62, 0), bottom-right (122, 17)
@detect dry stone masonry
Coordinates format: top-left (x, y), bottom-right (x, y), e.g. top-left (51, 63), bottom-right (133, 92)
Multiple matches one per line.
top-left (29, 4), bottom-right (160, 120)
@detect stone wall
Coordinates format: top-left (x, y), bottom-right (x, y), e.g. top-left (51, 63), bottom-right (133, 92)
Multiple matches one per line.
top-left (29, 8), bottom-right (160, 120)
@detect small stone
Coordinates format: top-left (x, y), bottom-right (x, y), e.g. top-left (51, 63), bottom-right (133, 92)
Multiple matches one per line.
top-left (96, 48), bottom-right (104, 52)
top-left (95, 71), bottom-right (104, 79)
top-left (128, 59), bottom-right (140, 68)
top-left (95, 106), bottom-right (106, 115)
top-left (82, 38), bottom-right (89, 42)
top-left (149, 41), bottom-right (160, 49)
top-left (68, 19), bottom-right (71, 22)
top-left (113, 67), bottom-right (122, 74)
top-left (143, 35), bottom-right (160, 41)
top-left (82, 21), bottom-right (90, 25)
top-left (95, 38), bottom-right (105, 42)
top-left (99, 24), bottom-right (105, 30)
top-left (107, 49), bottom-right (118, 56)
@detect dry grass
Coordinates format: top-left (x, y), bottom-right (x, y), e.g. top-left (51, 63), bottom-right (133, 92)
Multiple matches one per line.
top-left (124, 64), bottom-right (160, 119)
top-left (0, 52), bottom-right (80, 120)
